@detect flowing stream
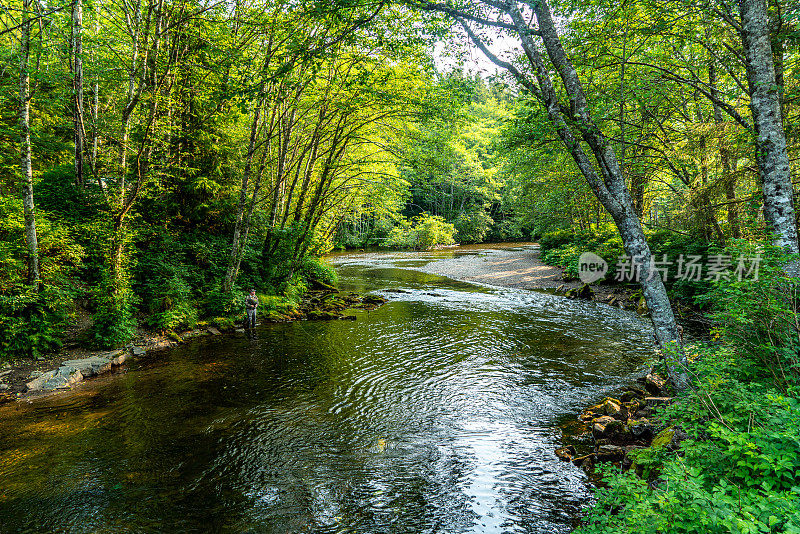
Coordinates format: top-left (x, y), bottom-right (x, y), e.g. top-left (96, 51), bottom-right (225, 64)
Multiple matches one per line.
top-left (0, 247), bottom-right (654, 533)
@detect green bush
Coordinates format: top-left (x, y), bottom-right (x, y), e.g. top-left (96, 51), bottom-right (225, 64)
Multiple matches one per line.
top-left (202, 286), bottom-right (241, 318)
top-left (455, 209), bottom-right (494, 244)
top-left (578, 250), bottom-right (800, 534)
top-left (299, 257), bottom-right (338, 286)
top-left (0, 197), bottom-right (84, 360)
top-left (699, 240), bottom-right (799, 389)
top-left (0, 285), bottom-right (72, 361)
top-left (386, 213), bottom-right (456, 250)
top-left (90, 283), bottom-right (138, 349)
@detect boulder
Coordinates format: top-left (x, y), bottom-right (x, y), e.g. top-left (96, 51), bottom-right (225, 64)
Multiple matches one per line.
top-left (596, 444), bottom-right (627, 462)
top-left (620, 389), bottom-right (647, 403)
top-left (61, 356), bottom-right (112, 377)
top-left (112, 354), bottom-right (126, 366)
top-left (592, 416), bottom-right (624, 439)
top-left (566, 284), bottom-right (594, 300)
top-left (641, 373), bottom-right (667, 395)
top-left (629, 419), bottom-right (654, 440)
top-left (208, 327), bottom-right (221, 335)
top-left (361, 294), bottom-right (387, 306)
top-left (590, 397), bottom-right (623, 417)
top-left (651, 427), bottom-right (675, 450)
top-left (131, 346), bottom-right (146, 357)
top-left (555, 445), bottom-right (576, 462)
top-left (26, 366), bottom-right (84, 392)
top-left (573, 454), bottom-right (594, 469)
top-left (643, 396), bottom-right (673, 407)
top-left (307, 310), bottom-right (341, 321)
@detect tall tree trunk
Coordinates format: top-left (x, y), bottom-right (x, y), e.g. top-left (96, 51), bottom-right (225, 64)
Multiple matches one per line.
top-left (223, 97), bottom-right (263, 292)
top-left (20, 0), bottom-right (39, 287)
top-left (72, 0), bottom-right (84, 185)
top-left (90, 2), bottom-right (101, 192)
top-left (740, 0), bottom-right (799, 254)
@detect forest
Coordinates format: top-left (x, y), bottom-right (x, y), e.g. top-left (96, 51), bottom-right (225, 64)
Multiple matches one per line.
top-left (2, 0), bottom-right (800, 532)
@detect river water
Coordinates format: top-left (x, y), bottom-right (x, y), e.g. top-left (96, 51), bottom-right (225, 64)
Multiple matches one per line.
top-left (0, 247), bottom-right (654, 533)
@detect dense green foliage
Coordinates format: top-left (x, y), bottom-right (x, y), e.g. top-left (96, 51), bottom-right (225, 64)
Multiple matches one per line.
top-left (2, 0), bottom-right (800, 531)
top-left (579, 245), bottom-right (800, 534)
top-left (0, 0), bottom-right (450, 354)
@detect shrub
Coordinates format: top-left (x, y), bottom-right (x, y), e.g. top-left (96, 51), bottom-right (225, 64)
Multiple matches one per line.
top-left (699, 240), bottom-right (799, 389)
top-left (299, 257), bottom-right (338, 286)
top-left (202, 286), bottom-right (241, 318)
top-left (386, 213), bottom-right (456, 250)
top-left (0, 285), bottom-right (72, 361)
top-left (90, 283), bottom-right (138, 349)
top-left (455, 209), bottom-right (494, 244)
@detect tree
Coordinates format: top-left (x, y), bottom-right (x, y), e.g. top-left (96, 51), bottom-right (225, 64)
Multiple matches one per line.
top-left (739, 0), bottom-right (798, 255)
top-left (19, 0), bottom-right (39, 286)
top-left (415, 0), bottom-right (689, 389)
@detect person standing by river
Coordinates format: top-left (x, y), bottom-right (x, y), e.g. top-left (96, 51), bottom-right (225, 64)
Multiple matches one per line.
top-left (245, 289), bottom-right (258, 328)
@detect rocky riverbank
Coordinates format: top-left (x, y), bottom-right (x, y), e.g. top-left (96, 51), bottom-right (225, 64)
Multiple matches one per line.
top-left (0, 287), bottom-right (387, 403)
top-left (555, 372), bottom-right (685, 481)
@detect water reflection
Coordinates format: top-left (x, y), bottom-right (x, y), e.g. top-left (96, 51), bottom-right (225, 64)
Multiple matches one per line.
top-left (0, 250), bottom-right (653, 533)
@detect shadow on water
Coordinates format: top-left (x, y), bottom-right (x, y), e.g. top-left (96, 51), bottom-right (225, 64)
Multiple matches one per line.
top-left (0, 250), bottom-right (654, 533)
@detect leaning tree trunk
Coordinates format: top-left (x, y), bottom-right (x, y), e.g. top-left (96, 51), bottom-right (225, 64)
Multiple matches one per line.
top-left (20, 0), bottom-right (39, 287)
top-left (740, 0), bottom-right (799, 255)
top-left (501, 0), bottom-right (689, 389)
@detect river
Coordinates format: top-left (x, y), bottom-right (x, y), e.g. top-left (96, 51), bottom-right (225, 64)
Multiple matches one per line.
top-left (0, 247), bottom-right (654, 533)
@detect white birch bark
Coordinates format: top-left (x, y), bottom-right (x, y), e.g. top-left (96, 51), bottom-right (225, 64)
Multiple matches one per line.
top-left (740, 0), bottom-right (799, 255)
top-left (20, 0), bottom-right (39, 286)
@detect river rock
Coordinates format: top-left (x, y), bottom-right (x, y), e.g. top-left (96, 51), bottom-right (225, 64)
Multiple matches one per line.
top-left (629, 419), bottom-right (654, 440)
top-left (566, 284), bottom-right (594, 300)
top-left (62, 356), bottom-right (112, 377)
top-left (590, 397), bottom-right (623, 418)
top-left (596, 444), bottom-right (627, 461)
top-left (620, 389), bottom-right (647, 403)
top-left (555, 445), bottom-right (576, 462)
top-left (208, 327), bottom-right (221, 335)
top-left (26, 366), bottom-right (84, 392)
top-left (641, 373), bottom-right (667, 395)
top-left (573, 454), bottom-right (594, 468)
top-left (132, 346), bottom-right (146, 357)
top-left (0, 383), bottom-right (8, 390)
top-left (643, 396), bottom-right (673, 407)
top-left (307, 310), bottom-right (341, 320)
top-left (592, 416), bottom-right (624, 439)
top-left (361, 294), bottom-right (387, 305)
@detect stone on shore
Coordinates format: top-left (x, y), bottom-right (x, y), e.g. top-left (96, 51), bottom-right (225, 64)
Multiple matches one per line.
top-left (26, 366), bottom-right (84, 392)
top-left (61, 356), bottom-right (113, 377)
top-left (555, 445), bottom-right (576, 462)
top-left (641, 373), bottom-right (667, 395)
